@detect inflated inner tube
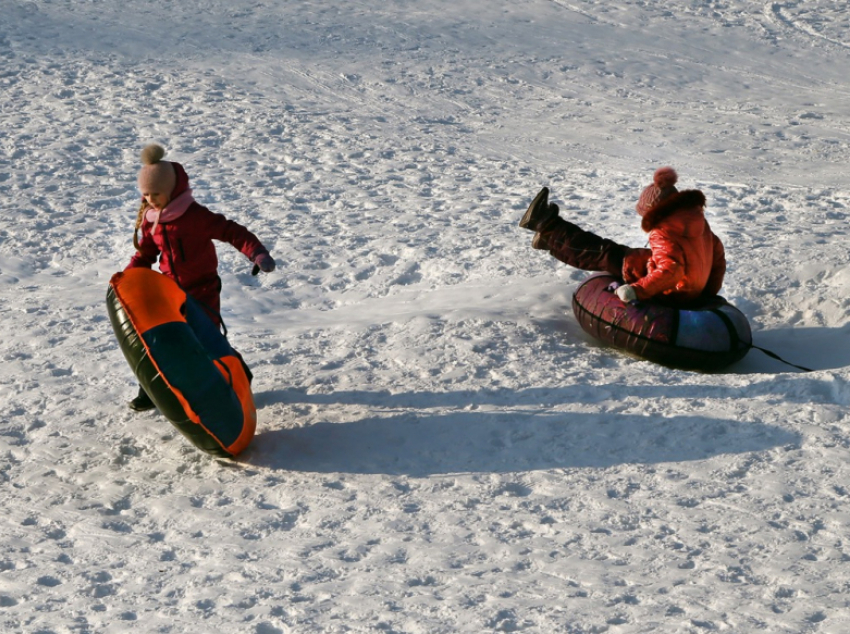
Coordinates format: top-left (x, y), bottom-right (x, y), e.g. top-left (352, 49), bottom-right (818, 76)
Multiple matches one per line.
top-left (107, 268), bottom-right (256, 457)
top-left (572, 273), bottom-right (751, 371)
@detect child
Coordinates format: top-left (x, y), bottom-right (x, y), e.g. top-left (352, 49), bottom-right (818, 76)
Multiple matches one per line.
top-left (519, 167), bottom-right (726, 305)
top-left (125, 144), bottom-right (276, 411)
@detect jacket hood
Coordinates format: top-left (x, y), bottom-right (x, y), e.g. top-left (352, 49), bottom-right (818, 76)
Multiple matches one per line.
top-left (171, 162), bottom-right (191, 199)
top-left (640, 189), bottom-right (707, 234)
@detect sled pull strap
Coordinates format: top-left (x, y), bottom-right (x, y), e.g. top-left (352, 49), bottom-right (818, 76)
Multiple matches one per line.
top-left (712, 308), bottom-right (813, 372)
top-left (750, 345), bottom-right (814, 373)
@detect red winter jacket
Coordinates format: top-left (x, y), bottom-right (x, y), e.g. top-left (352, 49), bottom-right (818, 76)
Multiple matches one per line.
top-left (622, 190), bottom-right (726, 303)
top-left (126, 202), bottom-right (268, 317)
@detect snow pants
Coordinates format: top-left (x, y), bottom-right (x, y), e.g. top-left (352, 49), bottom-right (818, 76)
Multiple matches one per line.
top-left (540, 218), bottom-right (629, 278)
top-left (184, 275), bottom-right (223, 327)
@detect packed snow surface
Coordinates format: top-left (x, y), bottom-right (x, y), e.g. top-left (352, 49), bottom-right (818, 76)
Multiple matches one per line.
top-left (3, 1), bottom-right (850, 632)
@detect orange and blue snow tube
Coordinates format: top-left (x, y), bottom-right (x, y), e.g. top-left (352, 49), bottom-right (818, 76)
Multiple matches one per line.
top-left (106, 268), bottom-right (256, 457)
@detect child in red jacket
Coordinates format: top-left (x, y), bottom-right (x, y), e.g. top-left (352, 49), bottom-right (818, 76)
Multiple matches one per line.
top-left (519, 167), bottom-right (726, 306)
top-left (125, 144), bottom-right (276, 411)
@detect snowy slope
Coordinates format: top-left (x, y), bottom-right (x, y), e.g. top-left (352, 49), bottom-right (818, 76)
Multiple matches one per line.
top-left (3, 1), bottom-right (850, 632)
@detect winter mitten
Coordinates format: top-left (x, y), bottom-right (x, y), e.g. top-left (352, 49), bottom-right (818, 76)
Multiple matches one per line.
top-left (252, 252), bottom-right (276, 275)
top-left (615, 284), bottom-right (637, 303)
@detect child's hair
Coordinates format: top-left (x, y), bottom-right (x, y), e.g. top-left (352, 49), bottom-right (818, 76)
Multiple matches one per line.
top-left (134, 143), bottom-right (170, 251)
top-left (133, 200), bottom-right (149, 251)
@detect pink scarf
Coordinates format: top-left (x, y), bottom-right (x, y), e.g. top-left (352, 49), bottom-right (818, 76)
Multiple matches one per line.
top-left (146, 190), bottom-right (195, 234)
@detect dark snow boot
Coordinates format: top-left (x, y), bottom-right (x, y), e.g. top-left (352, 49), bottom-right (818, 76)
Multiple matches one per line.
top-left (519, 188), bottom-right (559, 232)
top-left (129, 386), bottom-right (155, 412)
top-left (530, 204), bottom-right (560, 249)
top-left (531, 231), bottom-right (549, 250)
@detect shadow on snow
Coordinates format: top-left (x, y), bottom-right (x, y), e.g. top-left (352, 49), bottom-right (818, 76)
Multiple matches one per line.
top-left (244, 405), bottom-right (800, 476)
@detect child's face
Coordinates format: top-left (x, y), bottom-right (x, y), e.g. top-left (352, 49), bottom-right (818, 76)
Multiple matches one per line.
top-left (142, 191), bottom-right (170, 211)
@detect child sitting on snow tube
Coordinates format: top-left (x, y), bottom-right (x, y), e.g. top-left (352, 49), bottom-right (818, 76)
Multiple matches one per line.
top-left (519, 167), bottom-right (726, 307)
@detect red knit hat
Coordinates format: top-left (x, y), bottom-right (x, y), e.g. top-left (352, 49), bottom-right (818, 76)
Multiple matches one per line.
top-left (137, 144), bottom-right (177, 195)
top-left (636, 167), bottom-right (678, 216)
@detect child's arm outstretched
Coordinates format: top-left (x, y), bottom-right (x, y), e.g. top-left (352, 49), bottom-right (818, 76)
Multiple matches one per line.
top-left (207, 211), bottom-right (276, 274)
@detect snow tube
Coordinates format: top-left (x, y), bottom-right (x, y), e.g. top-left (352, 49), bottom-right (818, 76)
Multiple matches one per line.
top-left (106, 268), bottom-right (256, 457)
top-left (572, 273), bottom-right (751, 371)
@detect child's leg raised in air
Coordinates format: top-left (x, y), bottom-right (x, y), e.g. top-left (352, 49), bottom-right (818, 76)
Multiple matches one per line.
top-left (536, 216), bottom-right (628, 278)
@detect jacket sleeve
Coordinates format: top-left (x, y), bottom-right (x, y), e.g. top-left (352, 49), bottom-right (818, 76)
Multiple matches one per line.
top-left (125, 223), bottom-right (160, 270)
top-left (630, 231), bottom-right (686, 300)
top-left (702, 234), bottom-right (726, 297)
top-left (205, 210), bottom-right (269, 260)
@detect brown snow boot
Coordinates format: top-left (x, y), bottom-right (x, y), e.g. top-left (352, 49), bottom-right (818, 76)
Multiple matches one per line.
top-left (519, 188), bottom-right (559, 232)
top-left (532, 231), bottom-right (549, 250)
top-left (530, 204), bottom-right (560, 249)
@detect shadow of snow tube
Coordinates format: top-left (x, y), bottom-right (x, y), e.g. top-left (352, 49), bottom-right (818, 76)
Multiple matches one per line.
top-left (107, 268), bottom-right (256, 457)
top-left (572, 273), bottom-right (751, 372)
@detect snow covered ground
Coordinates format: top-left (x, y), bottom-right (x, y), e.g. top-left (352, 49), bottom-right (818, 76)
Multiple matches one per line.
top-left (4, 1), bottom-right (850, 632)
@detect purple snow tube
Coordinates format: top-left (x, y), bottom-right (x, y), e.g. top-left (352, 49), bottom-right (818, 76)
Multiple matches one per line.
top-left (572, 274), bottom-right (751, 371)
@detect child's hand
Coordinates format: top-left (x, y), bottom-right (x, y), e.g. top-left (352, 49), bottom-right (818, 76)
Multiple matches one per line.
top-left (615, 284), bottom-right (637, 303)
top-left (252, 252), bottom-right (276, 275)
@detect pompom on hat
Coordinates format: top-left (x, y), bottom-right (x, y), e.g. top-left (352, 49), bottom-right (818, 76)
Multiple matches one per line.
top-left (636, 166), bottom-right (678, 216)
top-left (137, 143), bottom-right (177, 196)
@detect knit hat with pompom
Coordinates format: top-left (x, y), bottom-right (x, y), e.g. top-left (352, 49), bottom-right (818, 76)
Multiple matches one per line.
top-left (137, 144), bottom-right (177, 196)
top-left (635, 167), bottom-right (678, 216)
